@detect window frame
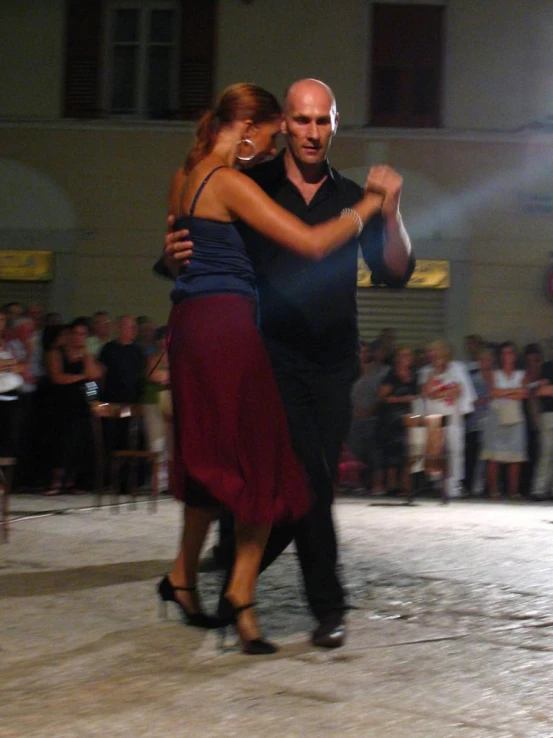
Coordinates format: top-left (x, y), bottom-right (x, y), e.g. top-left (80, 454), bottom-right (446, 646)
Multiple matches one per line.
top-left (102, 0), bottom-right (182, 120)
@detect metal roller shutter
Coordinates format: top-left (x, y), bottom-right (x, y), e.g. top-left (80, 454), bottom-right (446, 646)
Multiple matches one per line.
top-left (356, 287), bottom-right (446, 348)
top-left (0, 282), bottom-right (51, 311)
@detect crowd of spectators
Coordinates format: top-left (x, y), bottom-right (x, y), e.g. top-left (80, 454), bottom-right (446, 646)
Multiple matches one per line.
top-left (2, 300), bottom-right (553, 505)
top-left (0, 301), bottom-right (171, 496)
top-left (347, 330), bottom-right (553, 501)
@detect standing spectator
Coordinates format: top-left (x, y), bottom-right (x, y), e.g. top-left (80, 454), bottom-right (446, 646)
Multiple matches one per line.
top-left (521, 343), bottom-right (543, 496)
top-left (8, 317), bottom-right (38, 486)
top-left (45, 312), bottom-right (64, 327)
top-left (26, 303), bottom-right (45, 332)
top-left (34, 325), bottom-right (70, 489)
top-left (143, 325), bottom-right (171, 494)
top-left (470, 347), bottom-right (495, 495)
top-left (422, 339), bottom-right (476, 498)
top-left (1, 302), bottom-right (25, 340)
top-left (0, 308), bottom-right (25, 458)
top-left (377, 346), bottom-right (418, 497)
top-left (378, 327), bottom-right (396, 365)
top-left (98, 316), bottom-right (144, 489)
top-left (44, 318), bottom-right (102, 494)
top-left (531, 351), bottom-right (553, 500)
top-left (481, 341), bottom-right (528, 500)
top-left (86, 311), bottom-right (111, 358)
top-left (464, 334), bottom-right (485, 495)
top-left (136, 315), bottom-right (157, 358)
top-left (349, 339), bottom-right (389, 493)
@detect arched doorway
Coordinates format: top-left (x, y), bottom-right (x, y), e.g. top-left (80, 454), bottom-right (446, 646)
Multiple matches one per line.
top-left (0, 158), bottom-right (77, 318)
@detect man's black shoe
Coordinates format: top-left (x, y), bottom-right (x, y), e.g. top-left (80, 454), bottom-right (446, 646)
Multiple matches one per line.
top-left (311, 612), bottom-right (346, 649)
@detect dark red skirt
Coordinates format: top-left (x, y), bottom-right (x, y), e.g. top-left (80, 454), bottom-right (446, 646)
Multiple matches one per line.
top-left (167, 294), bottom-right (311, 526)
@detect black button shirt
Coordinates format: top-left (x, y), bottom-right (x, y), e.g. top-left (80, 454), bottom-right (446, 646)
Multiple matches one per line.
top-left (238, 150), bottom-right (413, 365)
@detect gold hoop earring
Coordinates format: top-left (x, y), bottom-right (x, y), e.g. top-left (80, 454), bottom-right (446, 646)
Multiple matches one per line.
top-left (236, 138), bottom-right (257, 162)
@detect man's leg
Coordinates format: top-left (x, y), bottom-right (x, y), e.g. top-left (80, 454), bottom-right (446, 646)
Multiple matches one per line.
top-left (262, 344), bottom-right (346, 621)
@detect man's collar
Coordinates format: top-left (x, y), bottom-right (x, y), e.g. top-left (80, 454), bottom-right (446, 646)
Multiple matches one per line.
top-left (274, 148), bottom-right (337, 187)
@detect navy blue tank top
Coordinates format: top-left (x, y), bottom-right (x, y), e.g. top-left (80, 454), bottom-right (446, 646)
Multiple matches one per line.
top-left (171, 166), bottom-right (257, 304)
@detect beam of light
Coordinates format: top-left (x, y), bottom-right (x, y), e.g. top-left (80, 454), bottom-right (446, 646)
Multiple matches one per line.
top-left (406, 145), bottom-right (553, 241)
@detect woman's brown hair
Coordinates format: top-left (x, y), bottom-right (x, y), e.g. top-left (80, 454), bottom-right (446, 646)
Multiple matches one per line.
top-left (184, 83), bottom-right (282, 173)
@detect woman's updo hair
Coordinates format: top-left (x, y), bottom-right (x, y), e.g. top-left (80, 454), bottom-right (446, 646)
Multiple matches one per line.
top-left (184, 83), bottom-right (282, 173)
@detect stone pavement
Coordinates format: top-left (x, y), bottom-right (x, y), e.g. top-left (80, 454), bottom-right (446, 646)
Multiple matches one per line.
top-left (2, 493), bottom-right (553, 738)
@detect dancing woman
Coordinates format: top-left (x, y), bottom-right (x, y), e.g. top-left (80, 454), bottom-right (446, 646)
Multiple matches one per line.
top-left (158, 83), bottom-right (383, 655)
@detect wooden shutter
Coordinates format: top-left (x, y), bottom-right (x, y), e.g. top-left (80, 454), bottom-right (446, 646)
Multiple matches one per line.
top-left (370, 3), bottom-right (444, 128)
top-left (64, 0), bottom-right (216, 121)
top-left (64, 0), bottom-right (104, 118)
top-left (177, 0), bottom-right (217, 119)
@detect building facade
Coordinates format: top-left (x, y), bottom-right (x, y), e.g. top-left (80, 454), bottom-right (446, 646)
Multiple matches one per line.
top-left (1, 0), bottom-right (553, 352)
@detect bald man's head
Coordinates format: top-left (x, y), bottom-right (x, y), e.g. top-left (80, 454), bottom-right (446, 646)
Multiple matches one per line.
top-left (282, 78), bottom-right (339, 168)
top-left (284, 79), bottom-right (337, 119)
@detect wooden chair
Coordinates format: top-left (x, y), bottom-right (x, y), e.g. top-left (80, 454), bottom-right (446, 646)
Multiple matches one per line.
top-left (90, 402), bottom-right (160, 511)
top-left (0, 456), bottom-right (16, 543)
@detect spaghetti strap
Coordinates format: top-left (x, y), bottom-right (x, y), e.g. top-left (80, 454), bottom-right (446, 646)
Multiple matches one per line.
top-left (188, 165), bottom-right (227, 217)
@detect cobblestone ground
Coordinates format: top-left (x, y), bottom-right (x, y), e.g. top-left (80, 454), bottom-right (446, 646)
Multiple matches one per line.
top-left (1, 493), bottom-right (553, 737)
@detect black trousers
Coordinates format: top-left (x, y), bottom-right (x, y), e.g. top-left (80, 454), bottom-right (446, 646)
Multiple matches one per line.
top-left (464, 429), bottom-right (481, 494)
top-left (222, 340), bottom-right (357, 622)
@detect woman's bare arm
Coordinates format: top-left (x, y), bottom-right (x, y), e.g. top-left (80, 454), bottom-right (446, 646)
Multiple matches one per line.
top-left (171, 166), bottom-right (383, 260)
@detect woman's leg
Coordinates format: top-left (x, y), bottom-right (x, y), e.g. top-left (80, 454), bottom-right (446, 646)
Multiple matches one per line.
top-left (225, 522), bottom-right (271, 642)
top-left (386, 466), bottom-right (398, 492)
top-left (487, 460), bottom-right (499, 498)
top-left (168, 504), bottom-right (217, 612)
top-left (400, 463), bottom-right (411, 498)
top-left (507, 462), bottom-right (522, 499)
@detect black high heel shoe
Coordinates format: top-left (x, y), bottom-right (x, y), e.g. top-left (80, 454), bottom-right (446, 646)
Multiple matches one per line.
top-left (219, 596), bottom-right (278, 655)
top-left (157, 575), bottom-right (221, 629)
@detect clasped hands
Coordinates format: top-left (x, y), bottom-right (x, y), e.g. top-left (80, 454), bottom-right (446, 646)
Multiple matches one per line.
top-left (364, 165), bottom-right (403, 221)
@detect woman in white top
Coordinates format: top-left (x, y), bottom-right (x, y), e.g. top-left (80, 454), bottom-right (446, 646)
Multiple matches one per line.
top-left (480, 342), bottom-right (528, 499)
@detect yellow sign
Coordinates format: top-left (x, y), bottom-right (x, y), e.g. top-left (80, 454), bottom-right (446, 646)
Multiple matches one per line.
top-left (0, 250), bottom-right (54, 282)
top-left (358, 258), bottom-right (449, 289)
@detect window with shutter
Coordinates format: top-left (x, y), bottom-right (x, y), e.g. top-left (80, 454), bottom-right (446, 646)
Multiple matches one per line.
top-left (63, 0), bottom-right (216, 121)
top-left (370, 2), bottom-right (444, 128)
top-left (64, 0), bottom-right (104, 118)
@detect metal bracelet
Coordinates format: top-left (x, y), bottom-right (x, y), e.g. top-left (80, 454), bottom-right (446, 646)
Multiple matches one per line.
top-left (340, 207), bottom-right (363, 237)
